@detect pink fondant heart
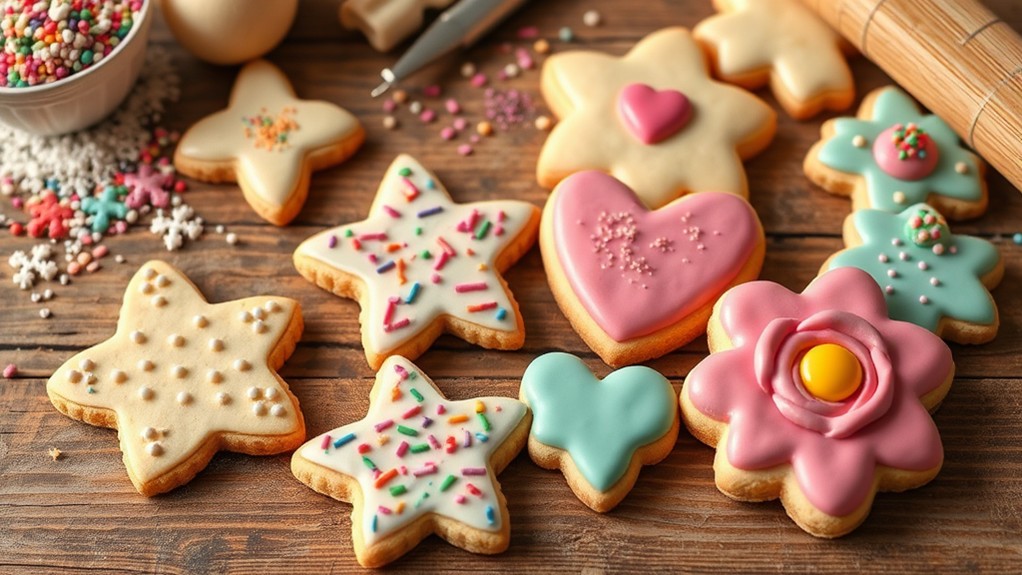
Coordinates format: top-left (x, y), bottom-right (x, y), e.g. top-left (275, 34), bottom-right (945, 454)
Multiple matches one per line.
top-left (617, 83), bottom-right (693, 144)
top-left (552, 172), bottom-right (761, 341)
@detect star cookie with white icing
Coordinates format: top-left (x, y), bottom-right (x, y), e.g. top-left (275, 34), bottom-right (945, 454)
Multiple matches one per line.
top-left (46, 261), bottom-right (306, 496)
top-left (291, 356), bottom-right (530, 567)
top-left (694, 0), bottom-right (855, 119)
top-left (293, 154), bottom-right (540, 369)
top-left (537, 27), bottom-right (777, 209)
top-left (175, 59), bottom-right (365, 226)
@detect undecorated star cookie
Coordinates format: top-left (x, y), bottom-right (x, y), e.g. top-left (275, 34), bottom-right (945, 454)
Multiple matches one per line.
top-left (291, 356), bottom-right (530, 567)
top-left (537, 27), bottom-right (776, 209)
top-left (694, 0), bottom-right (855, 119)
top-left (46, 261), bottom-right (306, 496)
top-left (175, 59), bottom-right (365, 226)
top-left (293, 154), bottom-right (540, 369)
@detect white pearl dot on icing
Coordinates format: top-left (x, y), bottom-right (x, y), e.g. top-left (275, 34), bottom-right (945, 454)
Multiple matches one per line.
top-left (207, 369), bottom-right (223, 384)
top-left (852, 135), bottom-right (867, 148)
top-left (177, 391), bottom-right (193, 405)
top-left (140, 282), bottom-right (154, 294)
top-left (270, 404), bottom-right (286, 417)
top-left (168, 334), bottom-right (185, 347)
top-left (139, 386), bottom-right (154, 400)
top-left (111, 369), bottom-right (127, 384)
top-left (264, 300), bottom-right (281, 313)
top-left (892, 238), bottom-right (903, 247)
top-left (234, 359), bottom-right (251, 372)
top-left (264, 387), bottom-right (280, 400)
top-left (252, 401), bottom-right (267, 416)
top-left (67, 369), bottom-right (82, 383)
top-left (878, 254), bottom-right (889, 263)
top-left (143, 268), bottom-right (156, 280)
top-left (155, 274), bottom-right (170, 287)
top-left (193, 315), bottom-right (208, 328)
top-left (216, 392), bottom-right (231, 405)
top-left (138, 359), bottom-right (154, 371)
top-left (931, 277), bottom-right (941, 286)
top-left (252, 307), bottom-right (266, 320)
top-left (209, 338), bottom-right (224, 352)
top-left (933, 243), bottom-right (946, 255)
top-left (253, 320), bottom-right (267, 334)
top-left (920, 295), bottom-right (930, 304)
top-left (899, 252), bottom-right (910, 261)
top-left (955, 161), bottom-right (969, 174)
top-left (893, 191), bottom-right (906, 204)
top-left (239, 311), bottom-right (252, 323)
top-left (247, 387), bottom-right (262, 400)
top-left (885, 285), bottom-right (895, 294)
top-left (130, 330), bottom-right (146, 344)
top-left (171, 365), bottom-right (188, 379)
top-left (151, 295), bottom-right (167, 307)
top-left (79, 358), bottom-right (95, 371)
top-left (146, 442), bottom-right (164, 456)
top-left (918, 261), bottom-right (929, 270)
top-left (887, 269), bottom-right (898, 278)
top-left (142, 427), bottom-right (158, 441)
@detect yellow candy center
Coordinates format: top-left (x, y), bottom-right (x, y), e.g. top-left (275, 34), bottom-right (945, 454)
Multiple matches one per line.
top-left (799, 344), bottom-right (862, 402)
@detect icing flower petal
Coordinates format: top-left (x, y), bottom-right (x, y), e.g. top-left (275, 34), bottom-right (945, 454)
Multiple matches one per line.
top-left (790, 436), bottom-right (876, 517)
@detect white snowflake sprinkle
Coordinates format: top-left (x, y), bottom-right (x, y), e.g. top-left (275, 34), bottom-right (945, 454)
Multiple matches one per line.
top-left (150, 205), bottom-right (204, 251)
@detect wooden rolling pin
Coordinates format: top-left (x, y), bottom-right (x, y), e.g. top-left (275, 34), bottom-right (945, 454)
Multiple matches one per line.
top-left (801, 0), bottom-right (1022, 193)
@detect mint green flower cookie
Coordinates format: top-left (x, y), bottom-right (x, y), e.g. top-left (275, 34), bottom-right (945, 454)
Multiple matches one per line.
top-left (805, 86), bottom-right (988, 220)
top-left (520, 352), bottom-right (679, 512)
top-left (822, 204), bottom-right (1003, 344)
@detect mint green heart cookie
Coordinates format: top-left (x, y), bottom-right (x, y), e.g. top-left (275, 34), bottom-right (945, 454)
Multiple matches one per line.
top-left (520, 352), bottom-right (678, 509)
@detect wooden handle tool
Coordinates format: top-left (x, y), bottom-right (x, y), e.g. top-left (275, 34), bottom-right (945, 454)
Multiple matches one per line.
top-left (802, 0), bottom-right (1022, 193)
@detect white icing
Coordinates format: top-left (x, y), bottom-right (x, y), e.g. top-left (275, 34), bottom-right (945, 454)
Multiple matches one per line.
top-left (295, 155), bottom-right (535, 354)
top-left (297, 356), bottom-right (527, 545)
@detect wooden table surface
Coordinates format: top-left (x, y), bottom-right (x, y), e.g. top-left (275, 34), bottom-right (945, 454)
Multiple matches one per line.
top-left (2, 1), bottom-right (1022, 572)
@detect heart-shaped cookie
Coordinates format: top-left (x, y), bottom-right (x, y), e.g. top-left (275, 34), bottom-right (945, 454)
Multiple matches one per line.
top-left (520, 352), bottom-right (679, 512)
top-left (542, 171), bottom-right (764, 365)
top-left (617, 83), bottom-right (693, 144)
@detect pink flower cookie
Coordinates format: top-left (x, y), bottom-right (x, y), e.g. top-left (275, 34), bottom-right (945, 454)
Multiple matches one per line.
top-left (293, 155), bottom-right (540, 369)
top-left (694, 0), bottom-right (855, 119)
top-left (537, 27), bottom-right (777, 209)
top-left (680, 267), bottom-right (954, 537)
top-left (291, 356), bottom-right (531, 567)
top-left (175, 60), bottom-right (365, 226)
top-left (541, 171), bottom-right (765, 366)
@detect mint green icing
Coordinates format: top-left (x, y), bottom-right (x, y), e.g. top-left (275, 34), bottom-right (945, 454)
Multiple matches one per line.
top-left (521, 352), bottom-right (676, 492)
top-left (817, 87), bottom-right (983, 212)
top-left (826, 204), bottom-right (1000, 332)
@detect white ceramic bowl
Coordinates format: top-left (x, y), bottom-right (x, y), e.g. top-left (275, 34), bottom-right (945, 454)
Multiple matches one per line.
top-left (0, 0), bottom-right (154, 136)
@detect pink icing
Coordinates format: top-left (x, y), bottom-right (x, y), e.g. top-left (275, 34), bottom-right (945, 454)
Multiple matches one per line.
top-left (872, 125), bottom-right (940, 181)
top-left (552, 171), bottom-right (759, 341)
top-left (617, 83), bottom-right (693, 145)
top-left (685, 267), bottom-right (953, 517)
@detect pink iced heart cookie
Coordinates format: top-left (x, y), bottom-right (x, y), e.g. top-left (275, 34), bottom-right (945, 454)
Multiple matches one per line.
top-left (617, 83), bottom-right (693, 144)
top-left (542, 171), bottom-right (765, 366)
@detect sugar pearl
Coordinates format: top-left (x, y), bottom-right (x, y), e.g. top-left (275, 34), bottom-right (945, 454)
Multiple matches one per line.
top-left (852, 135), bottom-right (867, 148)
top-left (139, 282), bottom-right (154, 294)
top-left (264, 301), bottom-right (281, 313)
top-left (177, 391), bottom-right (192, 405)
top-left (253, 320), bottom-right (268, 334)
top-left (151, 295), bottom-right (167, 307)
top-left (143, 268), bottom-right (157, 280)
top-left (252, 307), bottom-right (266, 320)
top-left (955, 161), bottom-right (969, 174)
top-left (139, 359), bottom-right (154, 371)
top-left (193, 315), bottom-right (208, 328)
top-left (253, 401), bottom-right (268, 416)
top-left (247, 387), bottom-right (262, 400)
top-left (142, 427), bottom-right (158, 441)
top-left (207, 369), bottom-right (223, 384)
top-left (239, 311), bottom-right (252, 323)
top-left (582, 9), bottom-right (601, 26)
top-left (216, 392), bottom-right (231, 405)
top-left (146, 442), bottom-right (164, 456)
top-left (155, 275), bottom-right (170, 287)
top-left (111, 369), bottom-right (127, 384)
top-left (930, 277), bottom-right (941, 286)
top-left (168, 334), bottom-right (185, 347)
top-left (264, 387), bottom-right (280, 400)
top-left (234, 359), bottom-right (251, 372)
top-left (67, 369), bottom-right (82, 383)
top-left (878, 254), bottom-right (889, 263)
top-left (918, 261), bottom-right (929, 270)
top-left (919, 295), bottom-right (930, 304)
top-left (209, 338), bottom-right (224, 352)
top-left (893, 191), bottom-right (907, 204)
top-left (79, 358), bottom-right (95, 371)
top-left (225, 233), bottom-right (238, 245)
top-left (171, 365), bottom-right (188, 379)
top-left (139, 386), bottom-right (154, 400)
top-left (130, 330), bottom-right (146, 344)
top-left (270, 404), bottom-right (286, 417)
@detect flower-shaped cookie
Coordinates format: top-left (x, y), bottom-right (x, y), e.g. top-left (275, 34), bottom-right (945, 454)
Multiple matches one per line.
top-left (680, 267), bottom-right (954, 537)
top-left (694, 0), bottom-right (855, 119)
top-left (804, 86), bottom-right (987, 219)
top-left (293, 155), bottom-right (540, 369)
top-left (822, 204), bottom-right (1002, 344)
top-left (46, 261), bottom-right (305, 496)
top-left (175, 59), bottom-right (365, 226)
top-left (291, 356), bottom-right (530, 567)
top-left (520, 352), bottom-right (679, 512)
top-left (537, 27), bottom-right (776, 209)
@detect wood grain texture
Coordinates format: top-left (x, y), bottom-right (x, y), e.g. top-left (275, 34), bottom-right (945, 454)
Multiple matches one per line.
top-left (2, 0), bottom-right (1022, 572)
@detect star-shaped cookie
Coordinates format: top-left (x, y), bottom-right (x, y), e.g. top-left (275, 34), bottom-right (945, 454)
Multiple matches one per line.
top-left (821, 204), bottom-right (1003, 344)
top-left (46, 261), bottom-right (306, 496)
top-left (537, 27), bottom-right (777, 209)
top-left (694, 0), bottom-right (855, 119)
top-left (291, 356), bottom-right (530, 567)
top-left (293, 154), bottom-right (540, 369)
top-left (175, 59), bottom-right (365, 226)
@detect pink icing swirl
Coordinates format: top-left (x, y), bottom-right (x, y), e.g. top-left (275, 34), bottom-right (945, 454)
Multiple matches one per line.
top-left (754, 311), bottom-right (893, 439)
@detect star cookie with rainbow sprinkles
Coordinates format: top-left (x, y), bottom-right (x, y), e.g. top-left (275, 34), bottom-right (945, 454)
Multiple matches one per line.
top-left (174, 59), bottom-right (365, 226)
top-left (804, 86), bottom-right (987, 220)
top-left (46, 261), bottom-right (306, 496)
top-left (293, 155), bottom-right (540, 369)
top-left (290, 356), bottom-right (530, 567)
top-left (536, 27), bottom-right (777, 209)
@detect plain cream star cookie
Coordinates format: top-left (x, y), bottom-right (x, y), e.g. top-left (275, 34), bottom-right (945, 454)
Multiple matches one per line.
top-left (694, 0), bottom-right (855, 119)
top-left (537, 27), bottom-right (777, 209)
top-left (291, 356), bottom-right (531, 567)
top-left (175, 59), bottom-right (365, 226)
top-left (46, 261), bottom-right (306, 496)
top-left (293, 154), bottom-right (540, 370)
